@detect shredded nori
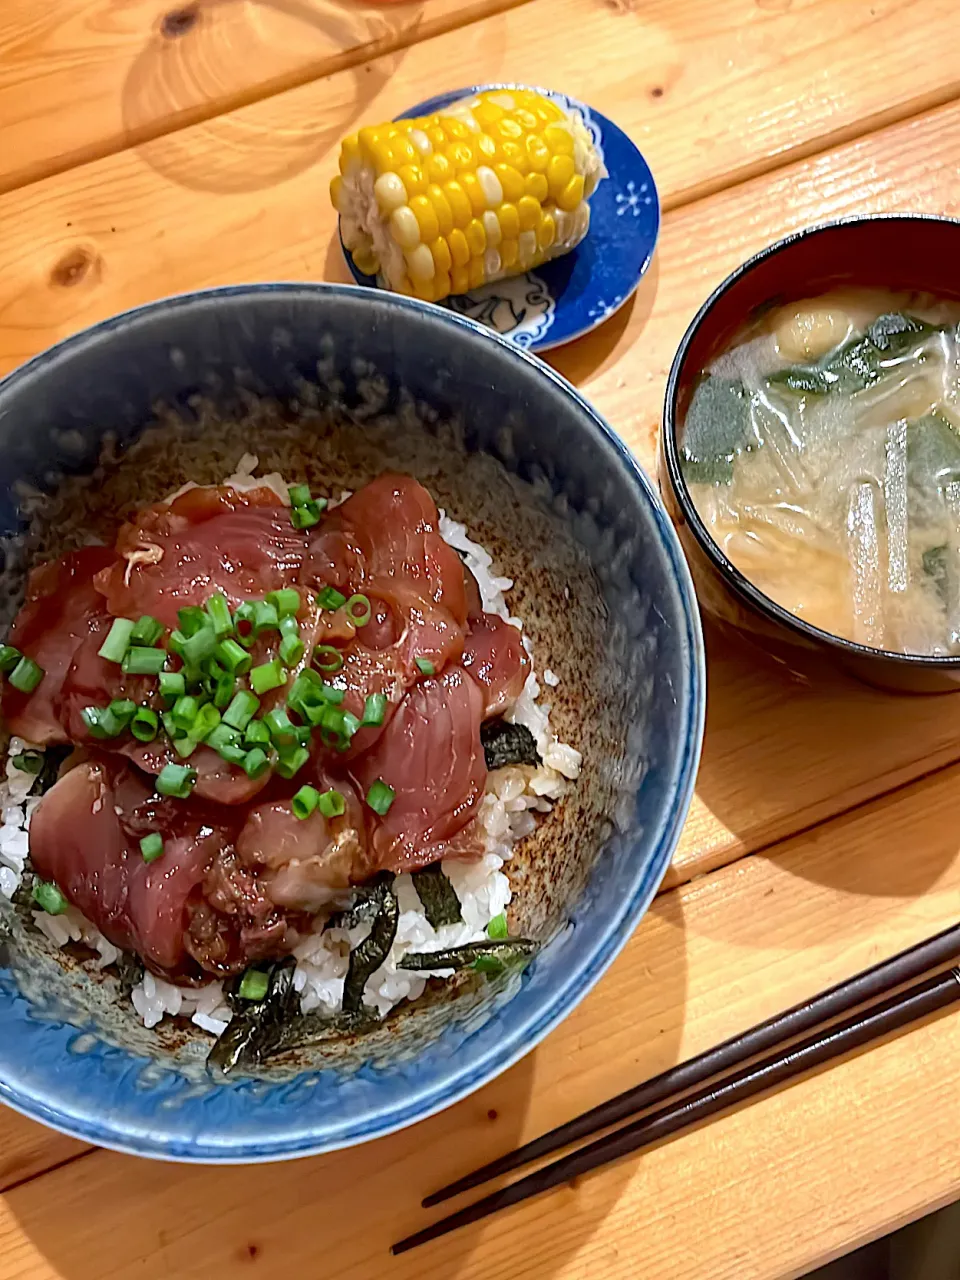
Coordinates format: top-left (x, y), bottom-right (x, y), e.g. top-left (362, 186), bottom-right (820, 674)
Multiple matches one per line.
top-left (114, 952), bottom-right (145, 1002)
top-left (769, 313), bottom-right (937, 398)
top-left (207, 957), bottom-right (301, 1074)
top-left (411, 863), bottom-right (462, 928)
top-left (481, 719), bottom-right (540, 771)
top-left (342, 874), bottom-right (399, 1014)
top-left (34, 744), bottom-right (71, 796)
top-left (398, 939), bottom-right (537, 973)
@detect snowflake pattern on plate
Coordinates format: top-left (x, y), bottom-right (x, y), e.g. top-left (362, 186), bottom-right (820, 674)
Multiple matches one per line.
top-left (340, 83), bottom-right (660, 352)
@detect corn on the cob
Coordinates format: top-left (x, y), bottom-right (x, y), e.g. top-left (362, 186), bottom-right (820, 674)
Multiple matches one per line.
top-left (331, 88), bottom-right (606, 304)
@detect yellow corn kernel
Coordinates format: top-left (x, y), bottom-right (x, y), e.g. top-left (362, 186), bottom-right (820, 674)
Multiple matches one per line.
top-left (433, 270), bottom-right (451, 300)
top-left (465, 218), bottom-right (487, 256)
top-left (358, 125), bottom-right (384, 156)
top-left (427, 185), bottom-right (454, 237)
top-left (536, 97), bottom-right (565, 122)
top-left (427, 125), bottom-right (447, 148)
top-left (397, 164), bottom-right (426, 199)
top-left (374, 172), bottom-right (407, 214)
top-left (500, 239), bottom-right (519, 270)
top-left (451, 263), bottom-right (470, 294)
top-left (390, 136), bottom-right (418, 168)
top-left (500, 140), bottom-right (529, 174)
top-left (544, 123), bottom-right (575, 155)
top-left (514, 108), bottom-right (538, 131)
top-left (473, 99), bottom-right (505, 129)
top-left (425, 153), bottom-right (453, 184)
top-left (406, 243), bottom-right (435, 283)
top-left (412, 275), bottom-right (436, 302)
top-left (353, 247), bottom-right (380, 276)
top-left (497, 202), bottom-right (520, 241)
top-left (557, 172), bottom-right (585, 213)
top-left (368, 138), bottom-right (395, 173)
top-left (460, 172), bottom-right (487, 215)
top-left (538, 211), bottom-right (557, 250)
top-left (444, 181), bottom-right (473, 228)
top-left (524, 171), bottom-right (548, 203)
top-left (446, 140), bottom-right (475, 170)
top-left (547, 153), bottom-right (575, 198)
top-left (443, 117), bottom-right (471, 141)
top-left (409, 194), bottom-right (440, 243)
top-left (339, 134), bottom-right (361, 174)
top-left (494, 164), bottom-right (524, 204)
top-left (518, 229), bottom-right (538, 267)
top-left (517, 195), bottom-right (540, 232)
top-left (476, 133), bottom-right (498, 162)
top-left (395, 276), bottom-right (415, 297)
top-left (448, 228), bottom-right (470, 267)
top-left (526, 133), bottom-right (550, 173)
top-left (430, 238), bottom-right (452, 274)
top-left (496, 117), bottom-right (523, 141)
top-left (468, 257), bottom-right (486, 289)
top-left (390, 206), bottom-right (421, 250)
top-left (330, 175), bottom-right (344, 212)
top-left (482, 210), bottom-right (501, 247)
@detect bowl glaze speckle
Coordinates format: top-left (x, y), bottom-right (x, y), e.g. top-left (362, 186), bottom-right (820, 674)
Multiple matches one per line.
top-left (0, 283), bottom-right (703, 1160)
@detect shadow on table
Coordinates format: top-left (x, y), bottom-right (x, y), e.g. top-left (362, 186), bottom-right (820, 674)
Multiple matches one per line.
top-left (688, 617), bottom-right (960, 905)
top-left (120, 0), bottom-right (426, 194)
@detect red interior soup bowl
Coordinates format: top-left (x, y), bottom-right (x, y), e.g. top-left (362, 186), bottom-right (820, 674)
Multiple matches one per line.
top-left (660, 213), bottom-right (960, 694)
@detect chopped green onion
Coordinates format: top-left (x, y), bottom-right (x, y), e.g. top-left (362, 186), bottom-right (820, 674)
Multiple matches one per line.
top-left (253, 600), bottom-right (279, 635)
top-left (243, 719), bottom-right (271, 747)
top-left (140, 832), bottom-right (165, 863)
top-left (122, 647), bottom-right (166, 676)
top-left (9, 656), bottom-right (44, 693)
top-left (177, 606), bottom-right (207, 637)
top-left (292, 785), bottom-right (320, 820)
top-left (223, 689), bottom-right (260, 731)
top-left (250, 658), bottom-right (286, 695)
top-left (318, 788), bottom-right (346, 819)
top-left (345, 594), bottom-right (372, 627)
top-left (130, 615), bottom-right (164, 647)
top-left (213, 671), bottom-right (236, 709)
top-left (219, 742), bottom-right (248, 766)
top-left (215, 638), bottom-right (251, 676)
top-left (473, 954), bottom-right (505, 974)
top-left (288, 484), bottom-right (311, 507)
top-left (0, 645), bottom-right (22, 673)
top-left (193, 703), bottom-right (222, 742)
top-left (233, 601), bottom-right (257, 648)
top-left (275, 745), bottom-right (310, 779)
top-left (316, 586), bottom-right (347, 611)
top-left (313, 645), bottom-right (344, 673)
top-left (292, 724), bottom-right (312, 747)
top-left (108, 698), bottom-right (137, 726)
top-left (130, 707), bottom-right (159, 742)
top-left (81, 705), bottom-right (123, 739)
top-left (339, 711), bottom-right (361, 747)
top-left (366, 778), bottom-right (395, 816)
top-left (238, 968), bottom-right (270, 1001)
top-left (171, 694), bottom-right (200, 734)
top-left (182, 624), bottom-right (216, 668)
top-left (242, 747), bottom-right (270, 779)
top-left (168, 629), bottom-right (187, 658)
top-left (206, 722), bottom-right (241, 754)
top-left (97, 617), bottom-right (135, 664)
top-left (291, 500), bottom-right (324, 529)
top-left (156, 762), bottom-right (198, 798)
top-left (11, 751), bottom-right (43, 774)
top-left (32, 880), bottom-right (67, 915)
top-left (287, 668), bottom-right (322, 712)
top-left (173, 736), bottom-right (198, 759)
top-left (205, 593), bottom-right (234, 638)
top-left (279, 634), bottom-right (305, 668)
top-left (264, 707), bottom-right (297, 745)
top-left (158, 671), bottom-right (186, 704)
top-left (279, 614), bottom-right (299, 639)
top-left (415, 657), bottom-right (435, 676)
top-left (267, 588), bottom-right (301, 618)
top-left (487, 912), bottom-right (509, 940)
top-left (361, 693), bottom-right (387, 727)
top-left (161, 710), bottom-right (179, 740)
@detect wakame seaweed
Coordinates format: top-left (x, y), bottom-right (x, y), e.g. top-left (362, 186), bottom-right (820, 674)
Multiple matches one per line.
top-left (342, 874), bottom-right (399, 1014)
top-left (769, 313), bottom-right (938, 398)
top-left (481, 719), bottom-right (540, 771)
top-left (207, 958), bottom-right (301, 1074)
top-left (398, 938), bottom-right (537, 974)
top-left (680, 375), bottom-right (754, 485)
top-left (907, 412), bottom-right (960, 491)
top-left (412, 863), bottom-right (462, 928)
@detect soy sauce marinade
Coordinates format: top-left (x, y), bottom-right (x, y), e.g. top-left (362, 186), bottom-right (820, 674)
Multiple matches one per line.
top-left (680, 288), bottom-right (960, 654)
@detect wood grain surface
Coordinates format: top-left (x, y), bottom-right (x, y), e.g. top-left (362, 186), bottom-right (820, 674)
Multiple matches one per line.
top-left (3, 757), bottom-right (960, 1279)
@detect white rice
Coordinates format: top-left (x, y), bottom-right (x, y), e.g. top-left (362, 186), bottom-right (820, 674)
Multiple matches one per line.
top-left (1, 475), bottom-right (581, 1038)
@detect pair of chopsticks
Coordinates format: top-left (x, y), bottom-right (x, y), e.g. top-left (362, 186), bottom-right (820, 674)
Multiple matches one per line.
top-left (392, 921), bottom-right (960, 1254)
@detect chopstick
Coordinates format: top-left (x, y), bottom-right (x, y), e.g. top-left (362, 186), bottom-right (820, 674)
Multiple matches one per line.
top-left (424, 921), bottom-right (960, 1207)
top-left (391, 925), bottom-right (960, 1255)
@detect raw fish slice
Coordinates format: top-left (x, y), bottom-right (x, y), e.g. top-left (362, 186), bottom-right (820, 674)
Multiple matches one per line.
top-left (460, 612), bottom-right (530, 718)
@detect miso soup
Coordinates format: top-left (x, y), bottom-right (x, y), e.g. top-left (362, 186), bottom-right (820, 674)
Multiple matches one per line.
top-left (680, 289), bottom-right (960, 655)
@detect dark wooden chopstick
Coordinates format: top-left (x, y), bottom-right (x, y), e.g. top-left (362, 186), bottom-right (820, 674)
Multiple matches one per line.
top-left (392, 963), bottom-right (960, 1254)
top-left (423, 921), bottom-right (960, 1208)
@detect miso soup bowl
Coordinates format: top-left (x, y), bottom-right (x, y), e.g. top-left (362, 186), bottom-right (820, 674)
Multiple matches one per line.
top-left (660, 213), bottom-right (960, 695)
top-left (0, 283), bottom-right (704, 1161)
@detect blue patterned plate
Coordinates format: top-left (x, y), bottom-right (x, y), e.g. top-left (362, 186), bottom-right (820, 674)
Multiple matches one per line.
top-left (339, 84), bottom-right (659, 352)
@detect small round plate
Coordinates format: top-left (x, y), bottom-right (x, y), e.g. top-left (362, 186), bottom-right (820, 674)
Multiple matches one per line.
top-left (339, 84), bottom-right (660, 352)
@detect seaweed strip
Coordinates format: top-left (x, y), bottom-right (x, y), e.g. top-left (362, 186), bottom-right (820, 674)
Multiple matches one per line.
top-left (342, 875), bottom-right (399, 1014)
top-left (207, 958), bottom-right (300, 1075)
top-left (398, 939), bottom-right (537, 973)
top-left (412, 863), bottom-right (462, 928)
top-left (34, 745), bottom-right (71, 796)
top-left (114, 952), bottom-right (144, 1002)
top-left (481, 719), bottom-right (540, 770)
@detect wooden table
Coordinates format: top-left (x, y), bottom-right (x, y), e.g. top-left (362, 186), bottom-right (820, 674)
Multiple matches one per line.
top-left (2, 1), bottom-right (960, 1275)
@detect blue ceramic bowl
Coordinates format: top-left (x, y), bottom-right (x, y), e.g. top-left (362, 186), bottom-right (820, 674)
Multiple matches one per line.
top-left (0, 284), bottom-right (703, 1161)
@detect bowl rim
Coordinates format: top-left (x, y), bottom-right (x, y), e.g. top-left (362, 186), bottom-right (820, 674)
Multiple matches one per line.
top-left (0, 281), bottom-right (706, 1162)
top-left (662, 211), bottom-right (960, 670)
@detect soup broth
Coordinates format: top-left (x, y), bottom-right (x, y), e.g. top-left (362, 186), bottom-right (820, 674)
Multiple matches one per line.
top-left (680, 289), bottom-right (960, 655)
